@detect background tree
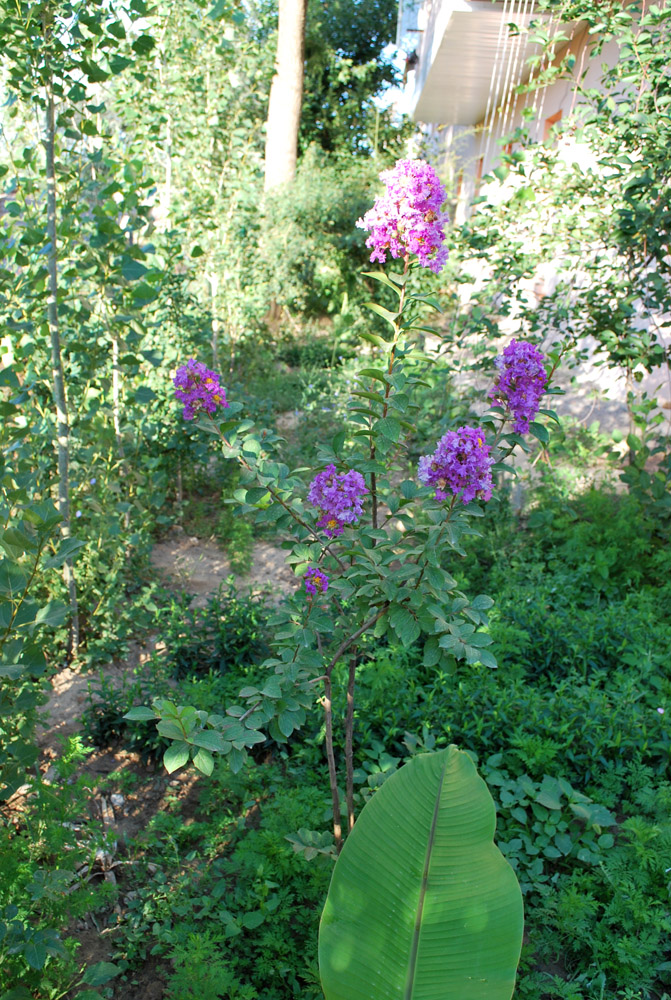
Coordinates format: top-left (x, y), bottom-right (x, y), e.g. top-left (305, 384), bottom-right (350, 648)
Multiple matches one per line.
top-left (302, 0), bottom-right (400, 156)
top-left (264, 0), bottom-right (307, 191)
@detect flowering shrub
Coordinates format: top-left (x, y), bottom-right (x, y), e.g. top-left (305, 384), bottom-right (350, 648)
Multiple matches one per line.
top-left (356, 159), bottom-right (448, 273)
top-left (304, 567), bottom-right (329, 597)
top-left (138, 157), bottom-right (558, 854)
top-left (418, 427), bottom-right (493, 504)
top-left (489, 338), bottom-right (548, 434)
top-left (308, 464), bottom-right (368, 538)
top-left (173, 359), bottom-right (229, 420)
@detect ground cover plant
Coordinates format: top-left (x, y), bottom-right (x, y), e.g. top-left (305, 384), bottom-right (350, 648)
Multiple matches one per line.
top-left (65, 482), bottom-right (671, 999)
top-left (1, 0), bottom-right (671, 998)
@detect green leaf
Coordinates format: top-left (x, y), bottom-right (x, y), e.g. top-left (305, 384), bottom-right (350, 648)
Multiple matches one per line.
top-left (535, 777), bottom-right (563, 811)
top-left (80, 58), bottom-right (109, 83)
top-left (192, 748), bottom-right (214, 776)
top-left (319, 747), bottom-right (523, 1000)
top-left (244, 487), bottom-right (271, 504)
top-left (43, 537), bottom-right (85, 569)
top-left (134, 386), bottom-right (157, 404)
top-left (387, 271), bottom-right (409, 287)
top-left (466, 632), bottom-right (492, 648)
top-left (476, 649), bottom-right (498, 669)
top-left (361, 271), bottom-right (403, 297)
top-left (82, 962), bottom-right (121, 986)
top-left (123, 706), bottom-right (158, 721)
top-left (1, 527), bottom-right (34, 559)
top-left (68, 82), bottom-right (87, 102)
top-left (24, 941), bottom-right (47, 969)
top-left (107, 20), bottom-right (127, 39)
top-left (423, 636), bottom-right (440, 667)
top-left (157, 719), bottom-right (186, 741)
top-left (471, 595), bottom-right (494, 611)
top-left (358, 368), bottom-right (390, 385)
top-left (121, 257), bottom-right (149, 282)
top-left (363, 301), bottom-right (399, 328)
top-left (109, 54), bottom-right (133, 75)
top-left (352, 389), bottom-right (384, 405)
top-left (554, 833), bottom-right (573, 856)
top-left (34, 601), bottom-right (68, 629)
top-left (0, 664), bottom-right (27, 679)
top-left (536, 408), bottom-right (560, 425)
top-left (163, 742), bottom-right (189, 774)
top-left (529, 421), bottom-right (549, 444)
top-left (358, 331), bottom-right (387, 347)
top-left (389, 605), bottom-right (420, 646)
top-left (375, 417), bottom-right (401, 443)
top-left (410, 294), bottom-right (443, 312)
top-left (208, 0), bottom-right (230, 19)
top-left (0, 562), bottom-right (28, 596)
top-left (132, 34), bottom-right (156, 55)
top-left (261, 676), bottom-right (282, 699)
top-left (278, 711), bottom-right (295, 738)
top-left (189, 730), bottom-right (227, 752)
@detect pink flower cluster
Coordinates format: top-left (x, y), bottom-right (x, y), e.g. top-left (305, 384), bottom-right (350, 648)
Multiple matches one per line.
top-left (173, 359), bottom-right (229, 421)
top-left (418, 426), bottom-right (493, 505)
top-left (356, 159), bottom-right (448, 274)
top-left (308, 464), bottom-right (368, 538)
top-left (304, 566), bottom-right (329, 597)
top-left (489, 339), bottom-right (548, 434)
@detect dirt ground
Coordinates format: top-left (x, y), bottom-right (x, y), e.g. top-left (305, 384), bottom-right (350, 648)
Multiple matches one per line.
top-left (149, 528), bottom-right (296, 606)
top-left (37, 535), bottom-right (295, 754)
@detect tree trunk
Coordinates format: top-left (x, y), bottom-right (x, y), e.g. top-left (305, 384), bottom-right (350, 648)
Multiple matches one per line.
top-left (45, 84), bottom-right (80, 658)
top-left (264, 0), bottom-right (306, 191)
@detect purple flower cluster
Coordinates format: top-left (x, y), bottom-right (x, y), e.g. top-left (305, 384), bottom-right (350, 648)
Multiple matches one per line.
top-left (489, 339), bottom-right (548, 434)
top-left (308, 464), bottom-right (368, 538)
top-left (356, 159), bottom-right (448, 274)
top-left (418, 426), bottom-right (493, 505)
top-left (173, 359), bottom-right (229, 421)
top-left (304, 566), bottom-right (329, 598)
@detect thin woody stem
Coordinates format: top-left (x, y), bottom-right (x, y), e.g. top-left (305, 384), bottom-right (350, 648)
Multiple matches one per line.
top-left (322, 668), bottom-right (342, 853)
top-left (321, 604), bottom-right (388, 851)
top-left (345, 653), bottom-right (357, 832)
top-left (325, 605), bottom-right (388, 675)
top-left (44, 59), bottom-right (79, 657)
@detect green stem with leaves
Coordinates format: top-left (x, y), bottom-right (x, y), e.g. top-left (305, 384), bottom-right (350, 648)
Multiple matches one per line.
top-left (369, 257), bottom-right (410, 530)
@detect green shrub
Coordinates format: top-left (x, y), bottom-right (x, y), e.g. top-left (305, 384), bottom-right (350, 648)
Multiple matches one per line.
top-left (0, 737), bottom-right (116, 997)
top-left (117, 759), bottom-right (330, 1000)
top-left (81, 673), bottom-right (171, 763)
top-left (155, 587), bottom-right (270, 681)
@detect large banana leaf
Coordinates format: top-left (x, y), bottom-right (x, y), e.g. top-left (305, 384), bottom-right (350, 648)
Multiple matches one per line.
top-left (319, 746), bottom-right (523, 1000)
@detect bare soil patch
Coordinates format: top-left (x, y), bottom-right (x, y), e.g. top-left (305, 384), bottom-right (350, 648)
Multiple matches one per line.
top-left (37, 637), bottom-right (161, 753)
top-left (150, 530), bottom-right (295, 606)
top-left (38, 534), bottom-right (293, 755)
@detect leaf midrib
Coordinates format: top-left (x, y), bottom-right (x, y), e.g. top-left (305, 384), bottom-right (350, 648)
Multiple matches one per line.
top-left (403, 751), bottom-right (449, 1000)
